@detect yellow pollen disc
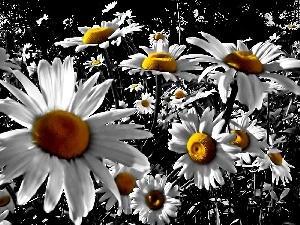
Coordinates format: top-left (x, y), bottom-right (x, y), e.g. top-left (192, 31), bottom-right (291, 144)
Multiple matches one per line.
top-left (268, 153), bottom-right (283, 166)
top-left (142, 52), bottom-right (177, 73)
top-left (92, 60), bottom-right (101, 65)
top-left (224, 51), bottom-right (263, 74)
top-left (82, 27), bottom-right (115, 44)
top-left (0, 195), bottom-right (10, 207)
top-left (230, 130), bottom-right (250, 150)
top-left (174, 90), bottom-right (186, 99)
top-left (186, 132), bottom-right (216, 164)
top-left (145, 190), bottom-right (165, 210)
top-left (32, 110), bottom-right (90, 159)
top-left (114, 172), bottom-right (136, 195)
top-left (141, 99), bottom-right (150, 107)
top-left (131, 84), bottom-right (138, 88)
top-left (154, 33), bottom-right (165, 41)
top-left (289, 24), bottom-right (297, 29)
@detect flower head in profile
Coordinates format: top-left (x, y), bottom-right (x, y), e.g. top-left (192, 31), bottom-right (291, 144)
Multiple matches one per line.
top-left (130, 174), bottom-right (181, 225)
top-left (134, 93), bottom-right (155, 114)
top-left (168, 107), bottom-right (241, 190)
top-left (54, 18), bottom-right (143, 52)
top-left (98, 160), bottom-right (147, 215)
top-left (170, 88), bottom-right (187, 108)
top-left (0, 48), bottom-right (21, 73)
top-left (119, 40), bottom-right (203, 82)
top-left (0, 56), bottom-right (152, 224)
top-left (253, 148), bottom-right (293, 185)
top-left (125, 83), bottom-right (144, 92)
top-left (148, 30), bottom-right (169, 46)
top-left (186, 32), bottom-right (300, 113)
top-left (229, 114), bottom-right (267, 164)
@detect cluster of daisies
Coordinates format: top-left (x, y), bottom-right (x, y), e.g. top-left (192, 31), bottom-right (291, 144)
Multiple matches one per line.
top-left (0, 2), bottom-right (299, 225)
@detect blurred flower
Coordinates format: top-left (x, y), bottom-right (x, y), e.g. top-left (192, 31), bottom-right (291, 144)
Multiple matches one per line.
top-left (0, 56), bottom-right (152, 224)
top-left (119, 39), bottom-right (203, 82)
top-left (134, 93), bottom-right (155, 114)
top-left (125, 83), bottom-right (144, 92)
top-left (26, 61), bottom-right (37, 77)
top-left (186, 32), bottom-right (300, 113)
top-left (130, 174), bottom-right (181, 225)
top-left (148, 30), bottom-right (169, 46)
top-left (36, 14), bottom-right (48, 26)
top-left (112, 100), bottom-right (128, 109)
top-left (0, 48), bottom-right (21, 73)
top-left (55, 18), bottom-right (143, 52)
top-left (97, 160), bottom-right (147, 215)
top-left (253, 149), bottom-right (294, 185)
top-left (102, 1), bottom-right (117, 14)
top-left (284, 22), bottom-right (300, 30)
top-left (168, 108), bottom-right (241, 190)
top-left (229, 114), bottom-right (267, 164)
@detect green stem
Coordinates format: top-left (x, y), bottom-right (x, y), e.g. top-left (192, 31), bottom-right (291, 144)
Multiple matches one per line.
top-left (102, 48), bottom-right (119, 109)
top-left (221, 80), bottom-right (238, 133)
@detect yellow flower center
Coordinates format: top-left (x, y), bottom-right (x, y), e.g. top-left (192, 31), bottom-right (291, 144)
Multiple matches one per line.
top-left (32, 110), bottom-right (90, 159)
top-left (114, 172), bottom-right (136, 195)
top-left (0, 195), bottom-right (10, 207)
top-left (145, 190), bottom-right (165, 210)
top-left (223, 51), bottom-right (263, 74)
top-left (82, 27), bottom-right (115, 44)
top-left (154, 33), bottom-right (165, 41)
top-left (268, 153), bottom-right (283, 166)
top-left (142, 52), bottom-right (177, 73)
top-left (141, 99), bottom-right (150, 107)
top-left (230, 130), bottom-right (250, 150)
top-left (186, 132), bottom-right (216, 164)
top-left (92, 60), bottom-right (101, 65)
top-left (174, 89), bottom-right (186, 99)
top-left (289, 24), bottom-right (297, 29)
top-left (131, 84), bottom-right (139, 89)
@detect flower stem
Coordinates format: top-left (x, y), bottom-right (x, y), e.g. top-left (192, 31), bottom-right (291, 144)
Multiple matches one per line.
top-left (221, 80), bottom-right (238, 133)
top-left (150, 75), bottom-right (163, 132)
top-left (102, 48), bottom-right (119, 109)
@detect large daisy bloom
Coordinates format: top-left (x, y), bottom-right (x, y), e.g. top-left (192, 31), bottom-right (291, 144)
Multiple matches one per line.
top-left (185, 32), bottom-right (300, 112)
top-left (168, 107), bottom-right (241, 190)
top-left (0, 56), bottom-right (152, 224)
top-left (253, 148), bottom-right (294, 185)
top-left (97, 160), bottom-right (147, 215)
top-left (0, 48), bottom-right (21, 73)
top-left (130, 174), bottom-right (181, 225)
top-left (54, 18), bottom-right (143, 52)
top-left (229, 114), bottom-right (267, 164)
top-left (134, 93), bottom-right (155, 114)
top-left (119, 39), bottom-right (203, 82)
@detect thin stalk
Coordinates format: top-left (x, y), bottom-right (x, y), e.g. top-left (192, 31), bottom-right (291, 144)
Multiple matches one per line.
top-left (102, 48), bottom-right (119, 109)
top-left (150, 75), bottom-right (163, 132)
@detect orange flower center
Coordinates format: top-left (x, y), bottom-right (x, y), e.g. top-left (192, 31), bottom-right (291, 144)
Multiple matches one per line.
top-left (82, 27), bottom-right (115, 44)
top-left (230, 130), bottom-right (250, 150)
top-left (145, 190), bottom-right (165, 210)
top-left (114, 172), bottom-right (136, 195)
top-left (32, 110), bottom-right (90, 159)
top-left (141, 99), bottom-right (150, 107)
top-left (224, 51), bottom-right (263, 74)
top-left (142, 52), bottom-right (177, 73)
top-left (268, 153), bottom-right (283, 165)
top-left (186, 132), bottom-right (216, 164)
top-left (154, 33), bottom-right (165, 41)
top-left (174, 89), bottom-right (186, 99)
top-left (0, 195), bottom-right (10, 207)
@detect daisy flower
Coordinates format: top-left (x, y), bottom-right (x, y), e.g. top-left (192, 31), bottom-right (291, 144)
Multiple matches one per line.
top-left (130, 174), bottom-right (181, 225)
top-left (119, 39), bottom-right (203, 82)
top-left (0, 185), bottom-right (15, 214)
top-left (54, 18), bottom-right (143, 52)
top-left (229, 114), bottom-right (267, 164)
top-left (253, 148), bottom-right (294, 185)
top-left (83, 54), bottom-right (105, 72)
top-left (284, 22), bottom-right (300, 30)
top-left (134, 93), bottom-right (155, 114)
top-left (185, 32), bottom-right (300, 112)
top-left (0, 56), bottom-right (152, 224)
top-left (148, 30), bottom-right (169, 46)
top-left (0, 48), bottom-right (21, 73)
top-left (169, 88), bottom-right (187, 108)
top-left (168, 107), bottom-right (241, 190)
top-left (126, 83), bottom-right (144, 92)
top-left (98, 160), bottom-right (147, 215)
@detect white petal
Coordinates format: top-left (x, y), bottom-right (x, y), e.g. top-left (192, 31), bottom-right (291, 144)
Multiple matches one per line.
top-left (61, 56), bottom-right (76, 110)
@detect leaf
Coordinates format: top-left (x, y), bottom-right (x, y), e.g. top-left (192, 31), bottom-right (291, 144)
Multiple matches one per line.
top-left (270, 190), bottom-right (278, 201)
top-left (281, 127), bottom-right (300, 135)
top-left (280, 188), bottom-right (290, 200)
